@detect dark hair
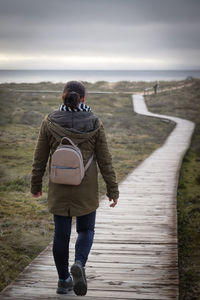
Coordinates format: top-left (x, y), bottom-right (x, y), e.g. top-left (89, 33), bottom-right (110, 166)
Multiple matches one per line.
top-left (63, 80), bottom-right (85, 109)
top-left (63, 89), bottom-right (80, 109)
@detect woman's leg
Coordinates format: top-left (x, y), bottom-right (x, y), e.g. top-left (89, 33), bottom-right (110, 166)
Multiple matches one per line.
top-left (53, 215), bottom-right (72, 280)
top-left (75, 210), bottom-right (96, 266)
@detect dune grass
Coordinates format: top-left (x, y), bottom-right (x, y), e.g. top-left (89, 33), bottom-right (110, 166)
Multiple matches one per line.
top-left (0, 81), bottom-right (176, 291)
top-left (146, 79), bottom-right (200, 300)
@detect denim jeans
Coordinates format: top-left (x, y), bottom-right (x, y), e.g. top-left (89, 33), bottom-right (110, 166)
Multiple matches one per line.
top-left (53, 210), bottom-right (96, 280)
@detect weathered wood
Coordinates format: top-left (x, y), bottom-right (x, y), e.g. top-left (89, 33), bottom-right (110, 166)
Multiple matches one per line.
top-left (0, 93), bottom-right (195, 299)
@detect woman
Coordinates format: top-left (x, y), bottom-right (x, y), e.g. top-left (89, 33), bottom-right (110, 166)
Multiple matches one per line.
top-left (31, 80), bottom-right (119, 296)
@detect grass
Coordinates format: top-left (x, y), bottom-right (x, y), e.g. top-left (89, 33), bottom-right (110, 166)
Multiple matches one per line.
top-left (0, 80), bottom-right (176, 291)
top-left (146, 79), bottom-right (200, 300)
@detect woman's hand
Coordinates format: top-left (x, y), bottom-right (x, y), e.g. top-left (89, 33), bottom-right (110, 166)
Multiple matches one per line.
top-left (109, 198), bottom-right (118, 208)
top-left (32, 191), bottom-right (42, 198)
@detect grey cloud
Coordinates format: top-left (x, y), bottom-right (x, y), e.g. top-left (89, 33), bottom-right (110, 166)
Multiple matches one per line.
top-left (1, 0), bottom-right (199, 25)
top-left (0, 0), bottom-right (200, 68)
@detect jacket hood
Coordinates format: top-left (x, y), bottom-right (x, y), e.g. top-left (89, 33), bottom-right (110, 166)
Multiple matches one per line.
top-left (45, 111), bottom-right (101, 145)
top-left (48, 110), bottom-right (99, 132)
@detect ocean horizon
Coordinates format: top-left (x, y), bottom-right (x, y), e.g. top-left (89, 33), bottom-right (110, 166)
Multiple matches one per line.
top-left (0, 69), bottom-right (200, 83)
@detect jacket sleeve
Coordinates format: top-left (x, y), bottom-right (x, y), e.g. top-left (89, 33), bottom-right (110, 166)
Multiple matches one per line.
top-left (95, 124), bottom-right (119, 199)
top-left (31, 120), bottom-right (50, 194)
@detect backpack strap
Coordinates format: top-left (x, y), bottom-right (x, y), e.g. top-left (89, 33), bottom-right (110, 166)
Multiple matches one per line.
top-left (84, 154), bottom-right (94, 172)
top-left (60, 136), bottom-right (77, 148)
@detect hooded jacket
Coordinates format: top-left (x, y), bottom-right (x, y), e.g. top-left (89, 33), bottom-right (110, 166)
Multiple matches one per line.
top-left (31, 109), bottom-right (119, 216)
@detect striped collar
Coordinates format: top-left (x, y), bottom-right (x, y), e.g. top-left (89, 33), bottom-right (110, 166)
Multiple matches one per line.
top-left (59, 103), bottom-right (91, 112)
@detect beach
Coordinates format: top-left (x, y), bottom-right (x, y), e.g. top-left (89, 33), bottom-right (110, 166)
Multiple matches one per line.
top-left (0, 69), bottom-right (200, 84)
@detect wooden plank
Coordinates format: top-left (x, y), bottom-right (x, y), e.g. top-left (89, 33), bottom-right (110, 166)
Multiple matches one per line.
top-left (0, 286), bottom-right (178, 299)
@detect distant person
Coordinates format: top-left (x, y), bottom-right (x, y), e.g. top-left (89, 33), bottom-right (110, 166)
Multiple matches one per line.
top-left (31, 80), bottom-right (119, 296)
top-left (153, 82), bottom-right (159, 94)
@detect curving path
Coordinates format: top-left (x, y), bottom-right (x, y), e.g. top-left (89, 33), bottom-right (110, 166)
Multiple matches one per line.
top-left (0, 93), bottom-right (195, 299)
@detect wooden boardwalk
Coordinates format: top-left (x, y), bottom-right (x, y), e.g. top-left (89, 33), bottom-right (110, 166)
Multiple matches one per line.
top-left (0, 94), bottom-right (195, 299)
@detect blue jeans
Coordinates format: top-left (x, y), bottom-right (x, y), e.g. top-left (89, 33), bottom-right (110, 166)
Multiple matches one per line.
top-left (53, 210), bottom-right (96, 280)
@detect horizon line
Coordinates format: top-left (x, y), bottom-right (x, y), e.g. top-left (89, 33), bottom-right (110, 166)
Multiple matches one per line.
top-left (0, 69), bottom-right (200, 71)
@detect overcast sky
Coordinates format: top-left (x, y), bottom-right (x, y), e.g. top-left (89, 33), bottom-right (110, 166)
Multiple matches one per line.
top-left (0, 0), bottom-right (199, 70)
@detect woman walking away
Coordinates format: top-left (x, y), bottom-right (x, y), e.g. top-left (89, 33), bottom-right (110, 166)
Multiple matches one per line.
top-left (31, 81), bottom-right (119, 296)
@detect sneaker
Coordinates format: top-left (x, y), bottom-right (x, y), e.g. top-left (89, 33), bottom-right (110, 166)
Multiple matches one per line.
top-left (56, 276), bottom-right (73, 294)
top-left (70, 260), bottom-right (87, 296)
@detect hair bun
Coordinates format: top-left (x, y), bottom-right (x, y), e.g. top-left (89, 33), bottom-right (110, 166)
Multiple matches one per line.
top-left (62, 81), bottom-right (85, 109)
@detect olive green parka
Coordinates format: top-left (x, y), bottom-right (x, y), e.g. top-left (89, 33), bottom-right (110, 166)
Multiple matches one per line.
top-left (31, 109), bottom-right (119, 216)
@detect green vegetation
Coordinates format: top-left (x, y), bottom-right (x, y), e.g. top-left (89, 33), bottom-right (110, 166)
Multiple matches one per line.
top-left (0, 81), bottom-right (175, 291)
top-left (146, 79), bottom-right (200, 300)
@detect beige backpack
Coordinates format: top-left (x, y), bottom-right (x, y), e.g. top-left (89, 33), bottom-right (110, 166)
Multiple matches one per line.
top-left (50, 137), bottom-right (93, 185)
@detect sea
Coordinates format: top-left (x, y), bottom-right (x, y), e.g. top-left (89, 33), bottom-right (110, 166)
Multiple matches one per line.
top-left (0, 69), bottom-right (200, 83)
